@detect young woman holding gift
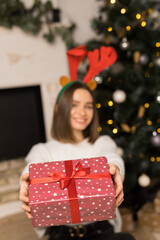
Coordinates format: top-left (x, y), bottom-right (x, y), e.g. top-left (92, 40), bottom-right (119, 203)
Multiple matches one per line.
top-left (19, 46), bottom-right (135, 240)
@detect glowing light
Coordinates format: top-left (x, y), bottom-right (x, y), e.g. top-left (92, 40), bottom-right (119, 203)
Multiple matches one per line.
top-left (108, 100), bottom-right (114, 106)
top-left (97, 127), bottom-right (102, 132)
top-left (157, 128), bottom-right (160, 133)
top-left (107, 119), bottom-right (113, 125)
top-left (131, 126), bottom-right (136, 131)
top-left (126, 25), bottom-right (131, 31)
top-left (141, 21), bottom-right (146, 27)
top-left (121, 8), bottom-right (126, 14)
top-left (108, 77), bottom-right (112, 82)
top-left (148, 62), bottom-right (153, 67)
top-left (144, 103), bottom-right (150, 108)
top-left (150, 157), bottom-right (155, 162)
top-left (136, 13), bottom-right (141, 19)
top-left (110, 0), bottom-right (116, 4)
top-left (148, 8), bottom-right (153, 14)
top-left (113, 128), bottom-right (118, 134)
top-left (145, 72), bottom-right (150, 78)
top-left (108, 27), bottom-right (113, 32)
top-left (156, 42), bottom-right (160, 48)
top-left (96, 103), bottom-right (101, 109)
top-left (157, 157), bottom-right (160, 162)
top-left (147, 120), bottom-right (152, 125)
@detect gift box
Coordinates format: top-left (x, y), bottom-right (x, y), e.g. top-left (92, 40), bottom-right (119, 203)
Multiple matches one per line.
top-left (29, 156), bottom-right (116, 228)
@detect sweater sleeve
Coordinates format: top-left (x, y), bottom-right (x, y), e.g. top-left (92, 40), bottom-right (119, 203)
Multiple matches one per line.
top-left (22, 143), bottom-right (50, 174)
top-left (96, 136), bottom-right (125, 180)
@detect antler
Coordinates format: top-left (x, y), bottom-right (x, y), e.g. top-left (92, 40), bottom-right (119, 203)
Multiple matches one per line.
top-left (82, 46), bottom-right (118, 83)
top-left (67, 45), bottom-right (87, 81)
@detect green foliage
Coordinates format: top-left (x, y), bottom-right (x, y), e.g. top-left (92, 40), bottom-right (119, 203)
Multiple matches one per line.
top-left (86, 0), bottom-right (160, 201)
top-left (0, 0), bottom-right (75, 48)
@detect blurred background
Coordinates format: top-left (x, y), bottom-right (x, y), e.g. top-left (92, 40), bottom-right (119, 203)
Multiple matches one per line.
top-left (0, 0), bottom-right (160, 239)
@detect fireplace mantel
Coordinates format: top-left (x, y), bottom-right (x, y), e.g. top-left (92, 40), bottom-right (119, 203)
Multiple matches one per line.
top-left (0, 26), bottom-right (68, 140)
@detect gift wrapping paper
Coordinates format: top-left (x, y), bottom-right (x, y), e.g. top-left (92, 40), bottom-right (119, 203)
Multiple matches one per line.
top-left (29, 156), bottom-right (116, 228)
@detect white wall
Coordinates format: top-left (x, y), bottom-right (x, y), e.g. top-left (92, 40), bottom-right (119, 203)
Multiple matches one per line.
top-left (59, 0), bottom-right (101, 43)
top-left (0, 0), bottom-right (100, 140)
top-left (23, 0), bottom-right (100, 43)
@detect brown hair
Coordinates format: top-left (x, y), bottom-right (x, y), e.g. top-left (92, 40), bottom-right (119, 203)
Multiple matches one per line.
top-left (51, 82), bottom-right (99, 143)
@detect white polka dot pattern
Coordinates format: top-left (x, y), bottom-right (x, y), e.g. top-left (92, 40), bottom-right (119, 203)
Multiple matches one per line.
top-left (29, 157), bottom-right (116, 228)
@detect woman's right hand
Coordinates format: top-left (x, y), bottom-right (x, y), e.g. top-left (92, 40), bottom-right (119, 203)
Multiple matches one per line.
top-left (19, 173), bottom-right (32, 219)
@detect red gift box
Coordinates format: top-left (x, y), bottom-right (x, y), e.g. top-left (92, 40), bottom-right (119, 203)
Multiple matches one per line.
top-left (29, 156), bottom-right (116, 228)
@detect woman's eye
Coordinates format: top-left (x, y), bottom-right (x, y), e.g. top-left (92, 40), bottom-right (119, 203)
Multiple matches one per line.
top-left (85, 105), bottom-right (93, 109)
top-left (72, 104), bottom-right (77, 107)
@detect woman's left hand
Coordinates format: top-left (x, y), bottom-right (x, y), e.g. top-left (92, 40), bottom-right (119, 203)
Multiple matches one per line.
top-left (108, 163), bottom-right (124, 207)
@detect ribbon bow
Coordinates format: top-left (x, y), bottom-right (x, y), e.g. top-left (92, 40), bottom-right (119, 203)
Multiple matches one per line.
top-left (48, 162), bottom-right (90, 189)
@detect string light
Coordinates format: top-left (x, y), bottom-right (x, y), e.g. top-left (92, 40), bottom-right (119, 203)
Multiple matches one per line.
top-left (157, 157), bottom-right (160, 162)
top-left (108, 100), bottom-right (114, 106)
top-left (157, 128), bottom-right (160, 133)
top-left (108, 27), bottom-right (113, 32)
top-left (148, 8), bottom-right (153, 14)
top-left (145, 72), bottom-right (150, 78)
top-left (150, 156), bottom-right (155, 162)
top-left (131, 126), bottom-right (136, 132)
top-left (126, 25), bottom-right (131, 31)
top-left (110, 0), bottom-right (116, 4)
top-left (97, 127), bottom-right (102, 132)
top-left (112, 128), bottom-right (118, 134)
top-left (107, 119), bottom-right (113, 125)
top-left (141, 21), bottom-right (146, 27)
top-left (156, 42), bottom-right (160, 48)
top-left (108, 76), bottom-right (112, 82)
top-left (121, 8), bottom-right (126, 14)
top-left (147, 120), bottom-right (152, 125)
top-left (144, 103), bottom-right (150, 108)
top-left (136, 13), bottom-right (141, 19)
top-left (96, 103), bottom-right (101, 108)
top-left (148, 62), bottom-right (153, 67)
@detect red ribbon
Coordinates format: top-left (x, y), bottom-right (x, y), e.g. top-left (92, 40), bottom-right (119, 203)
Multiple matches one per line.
top-left (30, 161), bottom-right (111, 223)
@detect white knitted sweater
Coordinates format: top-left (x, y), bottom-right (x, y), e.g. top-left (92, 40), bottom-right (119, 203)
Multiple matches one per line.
top-left (23, 135), bottom-right (125, 237)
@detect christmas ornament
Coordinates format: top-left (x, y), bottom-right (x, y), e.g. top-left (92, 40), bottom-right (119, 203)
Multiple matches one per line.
top-left (138, 173), bottom-right (151, 187)
top-left (120, 123), bottom-right (131, 133)
top-left (120, 37), bottom-right (129, 50)
top-left (112, 90), bottom-right (126, 103)
top-left (155, 57), bottom-right (160, 67)
top-left (151, 134), bottom-right (160, 147)
top-left (94, 75), bottom-right (103, 84)
top-left (139, 54), bottom-right (149, 65)
top-left (156, 91), bottom-right (160, 103)
top-left (138, 105), bottom-right (146, 118)
top-left (133, 51), bottom-right (140, 64)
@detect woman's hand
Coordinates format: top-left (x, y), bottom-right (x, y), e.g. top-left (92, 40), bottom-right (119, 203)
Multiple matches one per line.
top-left (108, 163), bottom-right (124, 207)
top-left (19, 173), bottom-right (32, 219)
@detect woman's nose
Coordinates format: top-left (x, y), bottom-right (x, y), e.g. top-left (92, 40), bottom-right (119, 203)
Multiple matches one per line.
top-left (78, 106), bottom-right (86, 115)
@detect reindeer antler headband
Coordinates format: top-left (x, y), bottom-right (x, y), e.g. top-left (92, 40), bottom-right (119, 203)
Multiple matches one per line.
top-left (57, 45), bottom-right (117, 102)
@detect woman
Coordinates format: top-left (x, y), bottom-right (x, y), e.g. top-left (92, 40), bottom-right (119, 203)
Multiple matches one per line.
top-left (19, 81), bottom-right (135, 240)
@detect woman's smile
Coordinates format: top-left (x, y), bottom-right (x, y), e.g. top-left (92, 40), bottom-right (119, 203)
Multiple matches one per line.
top-left (70, 88), bottom-right (94, 141)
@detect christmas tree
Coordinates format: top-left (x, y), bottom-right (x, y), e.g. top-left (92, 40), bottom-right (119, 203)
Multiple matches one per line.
top-left (85, 0), bottom-right (160, 210)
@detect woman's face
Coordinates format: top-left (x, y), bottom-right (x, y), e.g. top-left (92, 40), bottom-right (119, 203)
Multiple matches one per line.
top-left (70, 88), bottom-right (94, 138)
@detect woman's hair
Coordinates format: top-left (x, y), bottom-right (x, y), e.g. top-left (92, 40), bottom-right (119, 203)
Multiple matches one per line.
top-left (51, 81), bottom-right (99, 143)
